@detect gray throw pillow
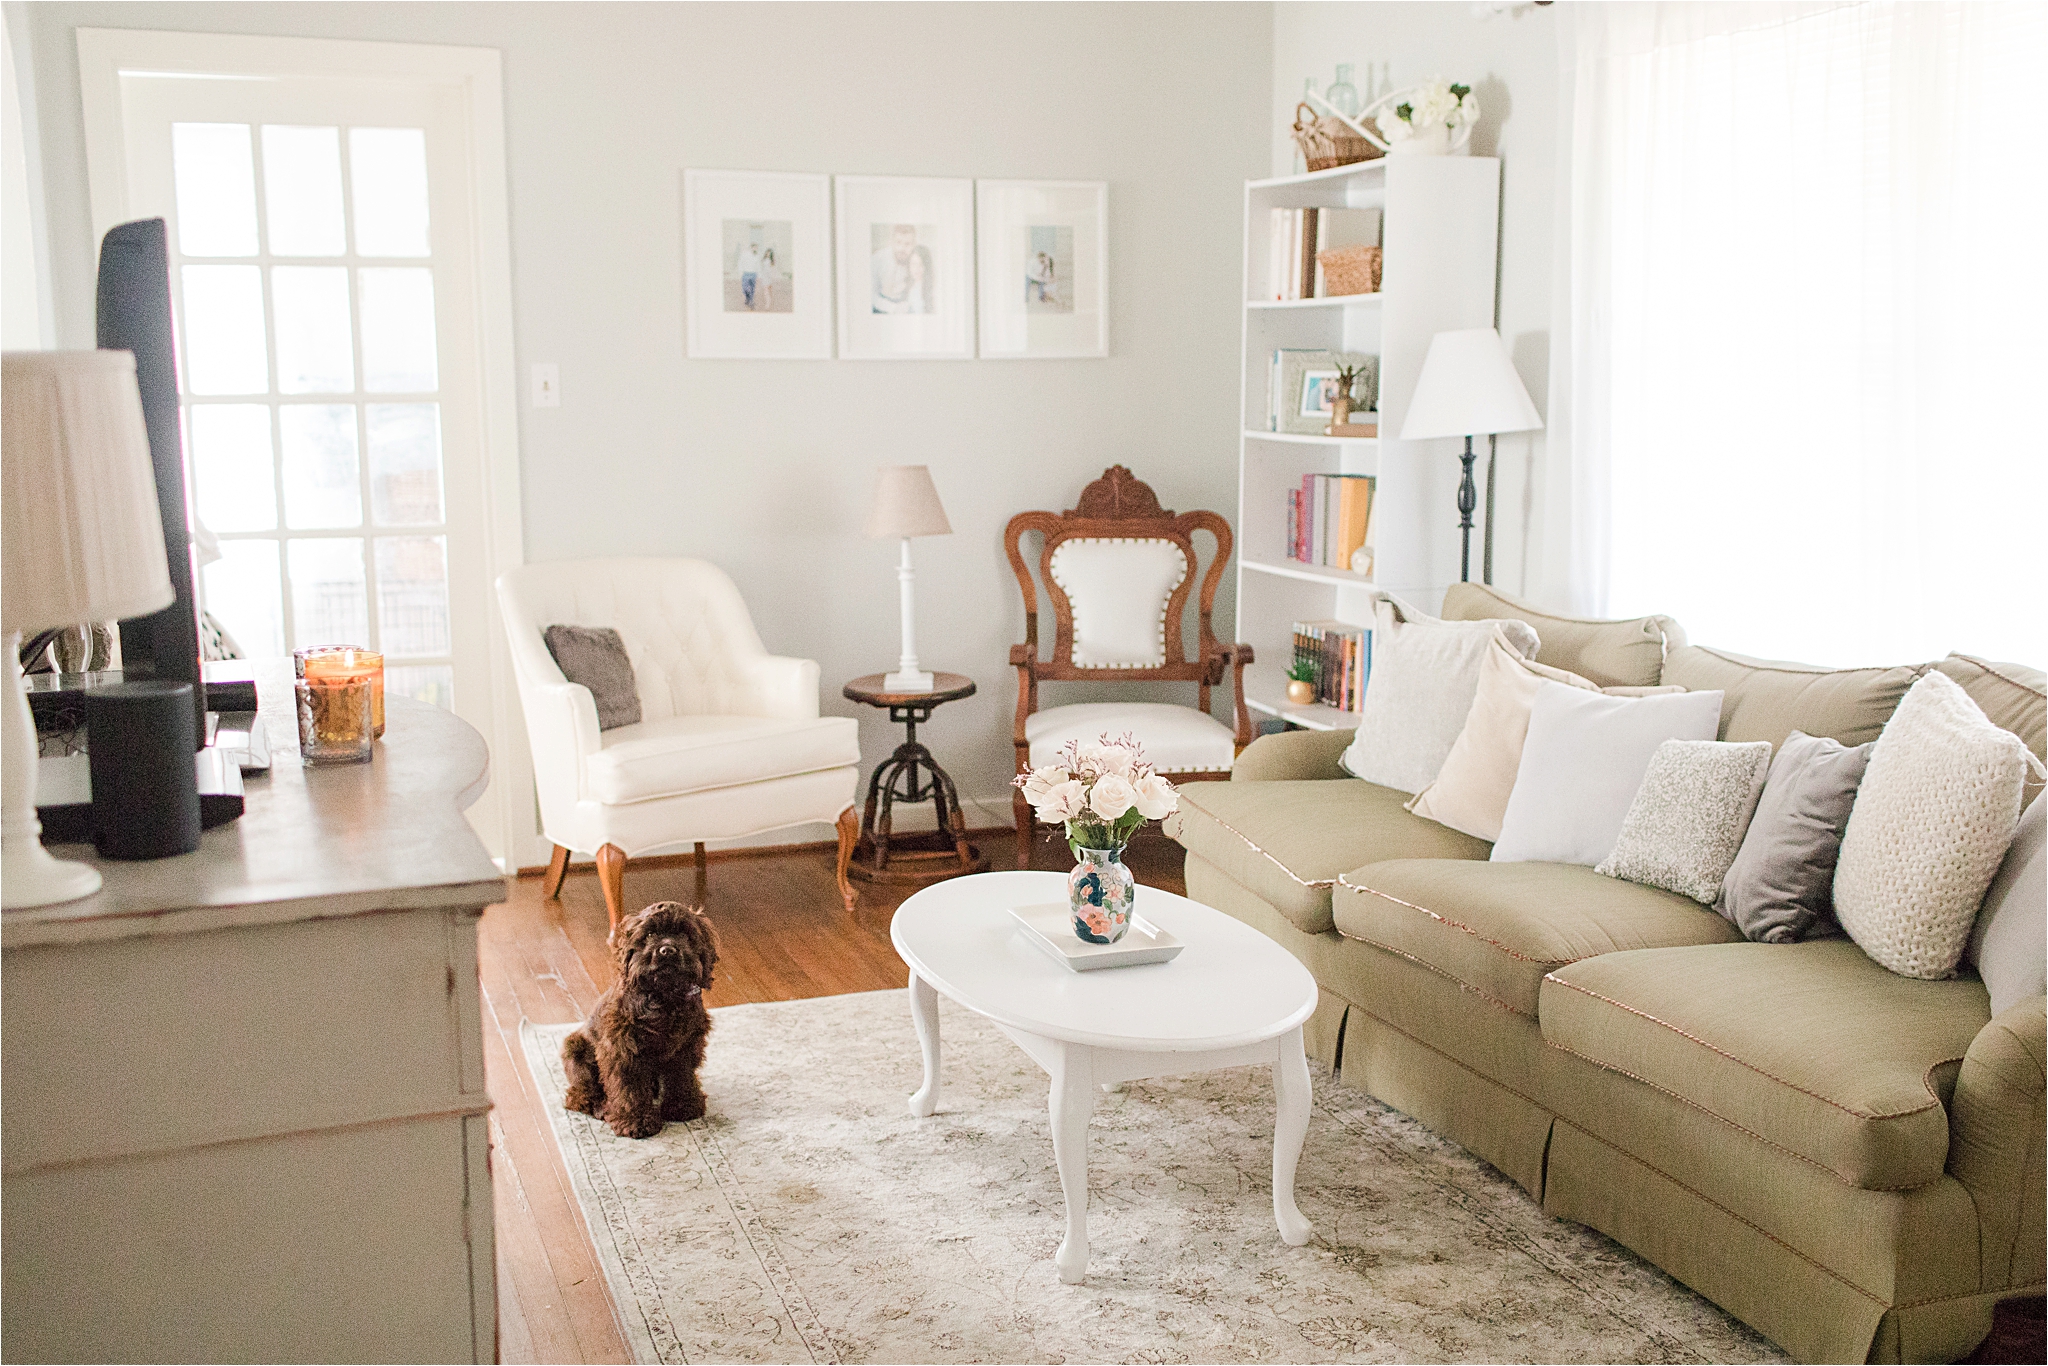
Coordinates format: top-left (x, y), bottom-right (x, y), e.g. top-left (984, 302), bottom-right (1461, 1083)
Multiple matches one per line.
top-left (1964, 794), bottom-right (2045, 1017)
top-left (1715, 731), bottom-right (1873, 943)
top-left (543, 624), bottom-right (642, 731)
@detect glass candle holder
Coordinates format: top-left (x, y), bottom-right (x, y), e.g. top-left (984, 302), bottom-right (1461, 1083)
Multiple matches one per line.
top-left (297, 646), bottom-right (385, 737)
top-left (296, 676), bottom-right (374, 765)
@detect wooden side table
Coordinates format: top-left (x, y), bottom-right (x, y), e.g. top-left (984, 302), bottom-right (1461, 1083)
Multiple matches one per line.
top-left (842, 672), bottom-right (989, 884)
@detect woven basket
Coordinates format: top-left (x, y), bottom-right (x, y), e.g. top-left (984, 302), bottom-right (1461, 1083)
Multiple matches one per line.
top-left (1318, 244), bottom-right (1382, 296)
top-left (1291, 102), bottom-right (1384, 172)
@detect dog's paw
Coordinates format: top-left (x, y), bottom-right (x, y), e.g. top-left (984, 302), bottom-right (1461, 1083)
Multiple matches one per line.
top-left (563, 1084), bottom-right (600, 1116)
top-left (662, 1092), bottom-right (706, 1123)
top-left (608, 1111), bottom-right (663, 1140)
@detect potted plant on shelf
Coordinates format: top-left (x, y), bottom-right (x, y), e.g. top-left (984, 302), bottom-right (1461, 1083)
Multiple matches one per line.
top-left (1015, 736), bottom-right (1178, 944)
top-left (1286, 658), bottom-right (1318, 705)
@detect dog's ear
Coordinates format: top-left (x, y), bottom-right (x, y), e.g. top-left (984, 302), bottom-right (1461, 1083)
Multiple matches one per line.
top-left (684, 908), bottom-right (719, 988)
top-left (612, 905), bottom-right (656, 964)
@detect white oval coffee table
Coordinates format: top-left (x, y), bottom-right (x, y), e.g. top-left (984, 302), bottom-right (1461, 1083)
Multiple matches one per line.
top-left (891, 870), bottom-right (1318, 1283)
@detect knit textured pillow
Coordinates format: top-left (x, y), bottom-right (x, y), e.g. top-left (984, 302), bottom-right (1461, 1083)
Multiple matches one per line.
top-left (1596, 739), bottom-right (1773, 903)
top-left (1834, 670), bottom-right (2028, 980)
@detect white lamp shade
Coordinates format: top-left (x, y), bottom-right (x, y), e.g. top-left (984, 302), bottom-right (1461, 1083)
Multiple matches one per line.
top-left (1, 350), bottom-right (174, 634)
top-left (864, 464), bottom-right (953, 539)
top-left (1399, 328), bottom-right (1544, 440)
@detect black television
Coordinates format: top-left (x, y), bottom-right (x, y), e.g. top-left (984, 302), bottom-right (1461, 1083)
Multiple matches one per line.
top-left (95, 218), bottom-right (206, 747)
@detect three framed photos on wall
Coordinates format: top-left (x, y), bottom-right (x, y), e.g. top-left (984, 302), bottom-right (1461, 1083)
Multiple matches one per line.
top-left (682, 172), bottom-right (1107, 360)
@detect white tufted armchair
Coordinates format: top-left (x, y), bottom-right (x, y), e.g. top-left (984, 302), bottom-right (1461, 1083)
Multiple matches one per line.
top-left (1004, 467), bottom-right (1254, 867)
top-left (496, 557), bottom-right (861, 933)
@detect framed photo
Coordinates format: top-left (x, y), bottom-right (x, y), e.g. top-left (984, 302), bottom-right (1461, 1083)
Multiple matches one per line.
top-left (834, 175), bottom-right (974, 360)
top-left (976, 180), bottom-right (1107, 358)
top-left (1276, 350), bottom-right (1378, 434)
top-left (684, 169), bottom-right (832, 359)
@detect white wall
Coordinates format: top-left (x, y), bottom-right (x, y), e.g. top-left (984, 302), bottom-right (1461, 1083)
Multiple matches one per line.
top-left (2, 5), bottom-right (49, 347)
top-left (1272, 1), bottom-right (1558, 598)
top-left (16, 0), bottom-right (1273, 846)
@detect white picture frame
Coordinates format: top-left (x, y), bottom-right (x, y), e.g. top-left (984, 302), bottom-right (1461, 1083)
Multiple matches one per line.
top-left (834, 175), bottom-right (974, 360)
top-left (684, 169), bottom-right (832, 359)
top-left (976, 180), bottom-right (1107, 359)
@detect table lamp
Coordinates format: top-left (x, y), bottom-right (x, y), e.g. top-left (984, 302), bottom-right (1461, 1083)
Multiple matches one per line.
top-left (2, 351), bottom-right (175, 909)
top-left (865, 465), bottom-right (952, 693)
top-left (1399, 328), bottom-right (1543, 582)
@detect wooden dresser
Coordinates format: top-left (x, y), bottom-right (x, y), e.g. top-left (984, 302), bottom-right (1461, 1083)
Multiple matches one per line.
top-left (2, 697), bottom-right (506, 1363)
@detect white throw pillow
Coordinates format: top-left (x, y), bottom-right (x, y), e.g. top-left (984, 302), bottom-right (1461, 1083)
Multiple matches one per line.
top-left (1835, 671), bottom-right (2028, 981)
top-left (1340, 595), bottom-right (1539, 794)
top-left (1491, 683), bottom-right (1726, 868)
top-left (1596, 739), bottom-right (1774, 903)
top-left (1406, 634), bottom-right (1683, 842)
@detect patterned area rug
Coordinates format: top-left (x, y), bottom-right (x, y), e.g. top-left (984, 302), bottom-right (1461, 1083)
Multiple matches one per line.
top-left (520, 991), bottom-right (1787, 1364)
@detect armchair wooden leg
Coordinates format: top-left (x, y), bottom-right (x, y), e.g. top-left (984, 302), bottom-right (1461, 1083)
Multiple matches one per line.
top-left (541, 844), bottom-right (571, 900)
top-left (693, 841), bottom-right (708, 906)
top-left (595, 843), bottom-right (627, 940)
top-left (1013, 788), bottom-right (1033, 870)
top-left (834, 807), bottom-right (859, 916)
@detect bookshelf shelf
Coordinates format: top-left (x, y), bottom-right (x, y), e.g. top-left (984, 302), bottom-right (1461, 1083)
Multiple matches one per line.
top-left (1242, 559), bottom-right (1375, 588)
top-left (1236, 155), bottom-right (1502, 735)
top-left (1246, 295), bottom-right (1383, 311)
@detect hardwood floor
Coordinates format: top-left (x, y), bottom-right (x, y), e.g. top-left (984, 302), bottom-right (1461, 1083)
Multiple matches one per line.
top-left (480, 824), bottom-right (1188, 1363)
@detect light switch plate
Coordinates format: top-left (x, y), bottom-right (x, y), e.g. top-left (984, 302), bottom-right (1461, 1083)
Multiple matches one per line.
top-left (532, 363), bottom-right (560, 407)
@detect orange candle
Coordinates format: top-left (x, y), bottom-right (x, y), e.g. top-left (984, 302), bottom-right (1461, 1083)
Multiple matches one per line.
top-left (297, 646), bottom-right (385, 738)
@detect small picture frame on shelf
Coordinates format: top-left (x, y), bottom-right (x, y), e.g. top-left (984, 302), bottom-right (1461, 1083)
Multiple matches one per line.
top-left (835, 175), bottom-right (975, 360)
top-left (683, 169), bottom-right (834, 359)
top-left (975, 180), bottom-right (1108, 358)
top-left (1275, 350), bottom-right (1377, 434)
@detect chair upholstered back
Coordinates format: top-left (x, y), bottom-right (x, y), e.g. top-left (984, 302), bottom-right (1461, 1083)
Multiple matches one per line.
top-left (1004, 466), bottom-right (1232, 688)
top-left (498, 556), bottom-right (770, 719)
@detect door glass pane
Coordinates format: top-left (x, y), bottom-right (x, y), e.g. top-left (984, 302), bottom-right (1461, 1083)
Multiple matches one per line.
top-left (348, 127), bottom-right (431, 257)
top-left (374, 535), bottom-right (449, 656)
top-left (189, 405), bottom-right (276, 532)
top-left (202, 539), bottom-right (284, 657)
top-left (366, 404), bottom-right (443, 525)
top-left (171, 123), bottom-right (258, 257)
top-left (289, 538), bottom-right (368, 649)
top-left (271, 266), bottom-right (355, 393)
top-left (280, 405), bottom-right (362, 529)
top-left (180, 265), bottom-right (269, 394)
top-left (261, 126), bottom-right (346, 256)
top-left (359, 269), bottom-right (438, 392)
top-left (386, 663), bottom-right (453, 710)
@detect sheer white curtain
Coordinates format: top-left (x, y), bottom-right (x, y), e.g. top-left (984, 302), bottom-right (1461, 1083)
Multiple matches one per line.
top-left (1539, 1), bottom-right (2047, 666)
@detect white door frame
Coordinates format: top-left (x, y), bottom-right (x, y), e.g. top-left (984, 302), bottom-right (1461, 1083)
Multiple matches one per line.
top-left (76, 27), bottom-right (533, 870)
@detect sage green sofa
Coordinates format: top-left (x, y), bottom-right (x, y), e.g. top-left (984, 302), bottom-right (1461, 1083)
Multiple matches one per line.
top-left (1165, 583), bottom-right (2046, 1364)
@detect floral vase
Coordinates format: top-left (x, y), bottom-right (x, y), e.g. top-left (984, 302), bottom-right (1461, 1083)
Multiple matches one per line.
top-left (1068, 843), bottom-right (1135, 944)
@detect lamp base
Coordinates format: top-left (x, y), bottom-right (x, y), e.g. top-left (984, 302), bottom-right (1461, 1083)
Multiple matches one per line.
top-left (883, 669), bottom-right (935, 694)
top-left (1, 838), bottom-right (102, 909)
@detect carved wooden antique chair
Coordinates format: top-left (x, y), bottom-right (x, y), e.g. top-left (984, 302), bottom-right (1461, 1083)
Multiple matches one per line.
top-left (1004, 466), bottom-right (1255, 866)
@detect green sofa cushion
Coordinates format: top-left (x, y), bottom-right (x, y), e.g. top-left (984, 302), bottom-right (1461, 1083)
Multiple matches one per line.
top-left (1334, 859), bottom-right (1740, 1017)
top-left (1659, 644), bottom-right (1923, 749)
top-left (1541, 940), bottom-right (1991, 1191)
top-left (1440, 581), bottom-right (1683, 688)
top-left (1163, 780), bottom-right (1489, 936)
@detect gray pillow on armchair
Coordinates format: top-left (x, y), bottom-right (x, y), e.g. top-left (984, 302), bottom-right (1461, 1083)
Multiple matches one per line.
top-left (543, 624), bottom-right (642, 731)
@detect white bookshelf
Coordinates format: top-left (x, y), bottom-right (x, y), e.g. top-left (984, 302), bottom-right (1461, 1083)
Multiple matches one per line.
top-left (1236, 156), bottom-right (1501, 730)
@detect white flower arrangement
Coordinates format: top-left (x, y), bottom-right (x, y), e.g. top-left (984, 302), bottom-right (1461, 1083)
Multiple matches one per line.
top-left (1014, 734), bottom-right (1178, 851)
top-left (1380, 78), bottom-right (1478, 142)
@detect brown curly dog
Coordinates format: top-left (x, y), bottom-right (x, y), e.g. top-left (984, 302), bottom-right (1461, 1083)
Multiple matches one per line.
top-left (562, 901), bottom-right (718, 1138)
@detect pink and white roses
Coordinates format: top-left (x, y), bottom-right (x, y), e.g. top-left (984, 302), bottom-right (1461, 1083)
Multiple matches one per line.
top-left (1015, 734), bottom-right (1178, 851)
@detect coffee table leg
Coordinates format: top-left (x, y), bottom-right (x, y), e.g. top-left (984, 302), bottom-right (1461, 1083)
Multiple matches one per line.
top-left (1050, 1043), bottom-right (1094, 1284)
top-left (1272, 1024), bottom-right (1313, 1246)
top-left (907, 971), bottom-right (941, 1118)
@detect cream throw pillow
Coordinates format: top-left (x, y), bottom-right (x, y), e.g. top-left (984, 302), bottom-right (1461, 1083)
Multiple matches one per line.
top-left (1596, 739), bottom-right (1774, 903)
top-left (1835, 670), bottom-right (2030, 980)
top-left (1339, 595), bottom-right (1539, 794)
top-left (1407, 636), bottom-right (1680, 841)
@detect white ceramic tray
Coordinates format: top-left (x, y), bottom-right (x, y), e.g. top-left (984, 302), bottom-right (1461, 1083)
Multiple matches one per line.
top-left (1009, 903), bottom-right (1185, 972)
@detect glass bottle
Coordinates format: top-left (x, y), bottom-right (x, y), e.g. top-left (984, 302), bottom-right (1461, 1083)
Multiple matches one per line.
top-left (1327, 64), bottom-right (1361, 119)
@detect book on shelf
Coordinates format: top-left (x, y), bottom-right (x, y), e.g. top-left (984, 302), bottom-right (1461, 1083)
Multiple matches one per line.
top-left (1290, 619), bottom-right (1372, 713)
top-left (1265, 208), bottom-right (1324, 301)
top-left (1288, 472), bottom-right (1375, 572)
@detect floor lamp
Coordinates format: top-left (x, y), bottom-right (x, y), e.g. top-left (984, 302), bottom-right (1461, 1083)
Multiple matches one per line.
top-left (1399, 328), bottom-right (1543, 583)
top-left (865, 465), bottom-right (952, 694)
